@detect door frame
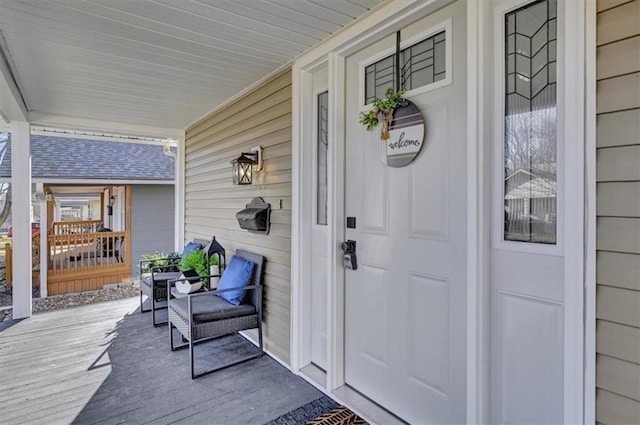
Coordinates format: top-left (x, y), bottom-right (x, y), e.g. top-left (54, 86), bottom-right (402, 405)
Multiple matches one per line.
top-left (291, 0), bottom-right (593, 422)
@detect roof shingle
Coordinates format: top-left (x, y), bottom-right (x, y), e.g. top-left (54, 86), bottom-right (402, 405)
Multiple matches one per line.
top-left (0, 135), bottom-right (175, 180)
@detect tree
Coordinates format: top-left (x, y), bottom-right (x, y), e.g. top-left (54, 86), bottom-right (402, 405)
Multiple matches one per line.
top-left (0, 133), bottom-right (11, 229)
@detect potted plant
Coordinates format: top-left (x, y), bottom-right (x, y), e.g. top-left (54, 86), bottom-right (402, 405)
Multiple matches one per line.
top-left (176, 248), bottom-right (208, 293)
top-left (359, 87), bottom-right (408, 140)
top-left (140, 251), bottom-right (180, 273)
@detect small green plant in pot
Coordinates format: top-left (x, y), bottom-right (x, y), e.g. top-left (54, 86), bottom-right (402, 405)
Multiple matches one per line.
top-left (140, 251), bottom-right (181, 274)
top-left (174, 249), bottom-right (209, 293)
top-left (180, 249), bottom-right (208, 278)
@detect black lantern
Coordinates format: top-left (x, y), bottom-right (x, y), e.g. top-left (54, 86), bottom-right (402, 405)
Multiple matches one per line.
top-left (230, 152), bottom-right (258, 185)
top-left (206, 236), bottom-right (226, 269)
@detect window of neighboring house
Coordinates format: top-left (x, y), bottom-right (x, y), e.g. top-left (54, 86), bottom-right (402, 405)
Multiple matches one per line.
top-left (364, 30), bottom-right (447, 105)
top-left (316, 91), bottom-right (329, 226)
top-left (503, 0), bottom-right (558, 244)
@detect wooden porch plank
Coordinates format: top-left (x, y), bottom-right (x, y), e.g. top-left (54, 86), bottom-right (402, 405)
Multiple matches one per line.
top-left (0, 298), bottom-right (325, 425)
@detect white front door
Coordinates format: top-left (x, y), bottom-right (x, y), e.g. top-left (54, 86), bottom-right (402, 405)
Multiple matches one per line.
top-left (489, 0), bottom-right (565, 422)
top-left (343, 2), bottom-right (467, 423)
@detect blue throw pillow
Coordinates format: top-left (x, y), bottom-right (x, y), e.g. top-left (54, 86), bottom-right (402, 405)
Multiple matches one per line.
top-left (181, 241), bottom-right (202, 258)
top-left (217, 255), bottom-right (255, 305)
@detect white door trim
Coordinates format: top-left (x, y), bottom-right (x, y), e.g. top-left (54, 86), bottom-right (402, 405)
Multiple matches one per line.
top-left (326, 52), bottom-right (346, 391)
top-left (583, 1), bottom-right (597, 422)
top-left (562, 1), bottom-right (587, 422)
top-left (466, 1), bottom-right (490, 422)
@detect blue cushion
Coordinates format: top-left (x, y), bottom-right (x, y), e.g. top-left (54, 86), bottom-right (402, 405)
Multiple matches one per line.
top-left (217, 255), bottom-right (255, 305)
top-left (181, 241), bottom-right (202, 258)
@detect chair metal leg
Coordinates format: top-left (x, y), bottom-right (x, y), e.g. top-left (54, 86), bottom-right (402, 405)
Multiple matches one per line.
top-left (152, 294), bottom-right (158, 326)
top-left (140, 291), bottom-right (151, 313)
top-left (258, 307), bottom-right (264, 354)
top-left (151, 293), bottom-right (168, 327)
top-left (190, 333), bottom-right (196, 379)
top-left (169, 313), bottom-right (189, 351)
top-left (169, 320), bottom-right (175, 350)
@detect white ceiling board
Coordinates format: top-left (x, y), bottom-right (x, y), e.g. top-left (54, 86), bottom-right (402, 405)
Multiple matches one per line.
top-left (0, 0), bottom-right (383, 134)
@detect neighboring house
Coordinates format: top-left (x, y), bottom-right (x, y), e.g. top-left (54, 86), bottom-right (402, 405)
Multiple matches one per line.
top-left (0, 134), bottom-right (176, 295)
top-left (0, 1), bottom-right (638, 424)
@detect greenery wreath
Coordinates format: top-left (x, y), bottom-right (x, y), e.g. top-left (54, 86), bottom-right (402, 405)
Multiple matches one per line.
top-left (358, 87), bottom-right (408, 140)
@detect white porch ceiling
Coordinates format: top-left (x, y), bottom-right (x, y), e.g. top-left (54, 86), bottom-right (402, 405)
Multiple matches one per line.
top-left (0, 0), bottom-right (382, 135)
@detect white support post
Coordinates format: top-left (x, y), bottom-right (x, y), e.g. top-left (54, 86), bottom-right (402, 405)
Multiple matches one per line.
top-left (174, 133), bottom-right (185, 251)
top-left (10, 121), bottom-right (32, 318)
top-left (39, 195), bottom-right (48, 298)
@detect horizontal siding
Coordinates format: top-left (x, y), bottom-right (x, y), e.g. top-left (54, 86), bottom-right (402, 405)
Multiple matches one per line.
top-left (597, 0), bottom-right (635, 13)
top-left (596, 389), bottom-right (640, 424)
top-left (597, 35), bottom-right (640, 80)
top-left (597, 320), bottom-right (640, 364)
top-left (597, 182), bottom-right (640, 217)
top-left (596, 285), bottom-right (640, 327)
top-left (597, 217), bottom-right (640, 253)
top-left (597, 354), bottom-right (640, 400)
top-left (130, 185), bottom-right (175, 277)
top-left (596, 145), bottom-right (640, 181)
top-left (596, 2), bottom-right (640, 422)
top-left (184, 68), bottom-right (292, 365)
top-left (597, 251), bottom-right (640, 291)
top-left (597, 0), bottom-right (640, 46)
top-left (596, 73), bottom-right (640, 114)
top-left (596, 109), bottom-right (640, 148)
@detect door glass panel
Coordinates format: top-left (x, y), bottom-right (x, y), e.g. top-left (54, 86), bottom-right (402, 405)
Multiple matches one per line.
top-left (364, 30), bottom-right (447, 104)
top-left (317, 91), bottom-right (329, 226)
top-left (503, 0), bottom-right (557, 244)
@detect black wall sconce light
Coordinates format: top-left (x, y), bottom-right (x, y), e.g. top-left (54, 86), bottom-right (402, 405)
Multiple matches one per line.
top-left (231, 146), bottom-right (262, 185)
top-left (107, 195), bottom-right (116, 216)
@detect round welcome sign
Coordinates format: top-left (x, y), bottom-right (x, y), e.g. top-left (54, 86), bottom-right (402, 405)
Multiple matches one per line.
top-left (372, 101), bottom-right (425, 167)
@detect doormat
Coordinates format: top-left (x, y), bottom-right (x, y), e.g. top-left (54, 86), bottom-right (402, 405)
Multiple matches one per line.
top-left (264, 396), bottom-right (369, 425)
top-left (307, 406), bottom-right (369, 425)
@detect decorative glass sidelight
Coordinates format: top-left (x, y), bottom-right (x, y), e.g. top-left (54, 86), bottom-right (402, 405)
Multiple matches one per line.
top-left (503, 0), bottom-right (557, 244)
top-left (317, 91), bottom-right (329, 225)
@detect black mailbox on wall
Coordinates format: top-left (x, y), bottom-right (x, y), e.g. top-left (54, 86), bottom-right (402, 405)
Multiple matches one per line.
top-left (236, 197), bottom-right (271, 234)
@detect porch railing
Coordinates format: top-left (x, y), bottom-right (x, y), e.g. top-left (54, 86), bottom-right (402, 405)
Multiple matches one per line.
top-left (51, 219), bottom-right (103, 235)
top-left (48, 230), bottom-right (128, 275)
top-left (4, 230), bottom-right (40, 291)
top-left (4, 242), bottom-right (11, 290)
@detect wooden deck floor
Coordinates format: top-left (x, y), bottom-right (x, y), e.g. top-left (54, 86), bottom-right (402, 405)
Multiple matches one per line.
top-left (0, 297), bottom-right (325, 425)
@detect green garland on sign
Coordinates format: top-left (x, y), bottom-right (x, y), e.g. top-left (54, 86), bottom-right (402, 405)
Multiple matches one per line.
top-left (359, 87), bottom-right (408, 140)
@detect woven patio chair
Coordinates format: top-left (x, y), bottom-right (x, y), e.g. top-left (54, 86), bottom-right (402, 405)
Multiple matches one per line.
top-left (139, 240), bottom-right (205, 327)
top-left (168, 249), bottom-right (264, 379)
